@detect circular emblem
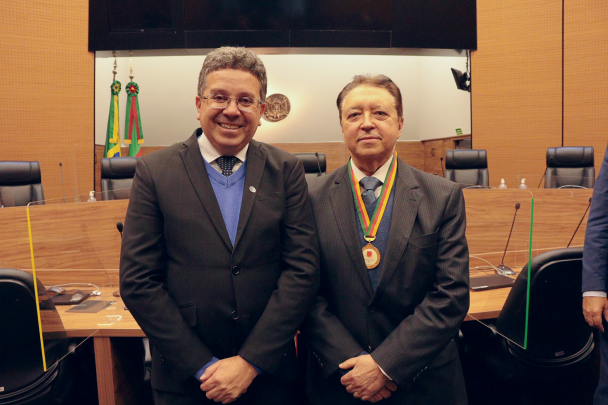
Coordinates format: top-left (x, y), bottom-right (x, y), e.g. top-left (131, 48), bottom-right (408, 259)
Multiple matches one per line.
top-left (249, 186), bottom-right (256, 193)
top-left (263, 94), bottom-right (291, 122)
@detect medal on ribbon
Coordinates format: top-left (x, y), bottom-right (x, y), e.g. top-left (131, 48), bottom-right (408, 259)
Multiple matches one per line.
top-left (348, 153), bottom-right (398, 269)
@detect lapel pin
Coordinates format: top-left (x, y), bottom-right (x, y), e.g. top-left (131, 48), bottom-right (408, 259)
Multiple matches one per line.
top-left (249, 186), bottom-right (256, 193)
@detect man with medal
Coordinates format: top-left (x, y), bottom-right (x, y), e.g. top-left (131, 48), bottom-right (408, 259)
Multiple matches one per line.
top-left (301, 74), bottom-right (469, 404)
top-left (120, 47), bottom-right (319, 404)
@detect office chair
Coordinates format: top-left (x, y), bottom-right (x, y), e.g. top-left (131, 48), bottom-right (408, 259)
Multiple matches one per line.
top-left (0, 269), bottom-right (75, 404)
top-left (293, 153), bottom-right (326, 183)
top-left (463, 247), bottom-right (595, 404)
top-left (101, 157), bottom-right (138, 200)
top-left (545, 146), bottom-right (595, 189)
top-left (0, 161), bottom-right (45, 207)
top-left (444, 149), bottom-right (489, 188)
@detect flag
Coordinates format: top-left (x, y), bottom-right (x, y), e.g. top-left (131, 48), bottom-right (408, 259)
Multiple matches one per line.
top-left (124, 82), bottom-right (144, 157)
top-left (104, 80), bottom-right (122, 158)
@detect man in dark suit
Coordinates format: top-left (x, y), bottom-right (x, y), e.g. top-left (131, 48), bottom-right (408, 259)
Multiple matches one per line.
top-left (582, 141), bottom-right (608, 405)
top-left (301, 74), bottom-right (469, 404)
top-left (120, 47), bottom-right (319, 405)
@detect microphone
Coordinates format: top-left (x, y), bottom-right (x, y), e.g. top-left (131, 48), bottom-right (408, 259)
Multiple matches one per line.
top-left (496, 202), bottom-right (520, 276)
top-left (440, 157), bottom-right (445, 177)
top-left (314, 153), bottom-right (322, 177)
top-left (567, 198), bottom-right (592, 248)
top-left (537, 157), bottom-right (553, 188)
top-left (59, 162), bottom-right (66, 203)
top-left (116, 222), bottom-right (124, 239)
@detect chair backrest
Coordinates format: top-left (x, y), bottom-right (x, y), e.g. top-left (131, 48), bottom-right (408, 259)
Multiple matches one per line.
top-left (0, 161), bottom-right (45, 206)
top-left (293, 153), bottom-right (327, 183)
top-left (496, 247), bottom-right (593, 365)
top-left (101, 157), bottom-right (139, 200)
top-left (444, 149), bottom-right (489, 187)
top-left (0, 269), bottom-right (65, 394)
top-left (545, 146), bottom-right (595, 189)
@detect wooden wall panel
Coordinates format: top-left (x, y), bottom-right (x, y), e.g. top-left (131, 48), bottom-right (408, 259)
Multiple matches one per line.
top-left (424, 140), bottom-right (444, 175)
top-left (0, 0), bottom-right (94, 201)
top-left (472, 0), bottom-right (563, 189)
top-left (564, 0), bottom-right (608, 172)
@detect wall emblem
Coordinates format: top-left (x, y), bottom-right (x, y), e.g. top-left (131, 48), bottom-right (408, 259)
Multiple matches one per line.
top-left (263, 94), bottom-right (291, 122)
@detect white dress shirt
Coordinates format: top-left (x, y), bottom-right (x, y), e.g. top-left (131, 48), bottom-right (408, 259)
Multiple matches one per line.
top-left (197, 133), bottom-right (249, 174)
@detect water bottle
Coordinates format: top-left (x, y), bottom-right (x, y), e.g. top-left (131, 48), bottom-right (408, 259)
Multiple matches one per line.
top-left (498, 179), bottom-right (507, 189)
top-left (519, 179), bottom-right (528, 189)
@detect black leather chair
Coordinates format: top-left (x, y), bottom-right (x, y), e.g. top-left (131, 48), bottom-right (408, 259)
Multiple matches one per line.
top-left (463, 247), bottom-right (595, 404)
top-left (444, 149), bottom-right (489, 188)
top-left (293, 153), bottom-right (326, 183)
top-left (545, 146), bottom-right (595, 189)
top-left (0, 161), bottom-right (45, 207)
top-left (0, 269), bottom-right (75, 404)
top-left (101, 157), bottom-right (138, 200)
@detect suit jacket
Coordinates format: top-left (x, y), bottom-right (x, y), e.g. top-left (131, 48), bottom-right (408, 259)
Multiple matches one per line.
top-left (302, 158), bottom-right (469, 404)
top-left (583, 141), bottom-right (608, 293)
top-left (120, 129), bottom-right (320, 395)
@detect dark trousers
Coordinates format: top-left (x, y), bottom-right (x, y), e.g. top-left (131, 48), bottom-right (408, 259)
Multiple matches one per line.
top-left (153, 380), bottom-right (294, 405)
top-left (595, 331), bottom-right (608, 405)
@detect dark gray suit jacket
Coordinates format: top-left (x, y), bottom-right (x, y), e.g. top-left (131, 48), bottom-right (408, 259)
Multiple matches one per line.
top-left (120, 129), bottom-right (320, 395)
top-left (302, 158), bottom-right (469, 404)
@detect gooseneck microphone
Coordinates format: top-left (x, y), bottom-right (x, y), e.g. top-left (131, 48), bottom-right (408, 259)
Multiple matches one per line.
top-left (116, 222), bottom-right (124, 239)
top-left (537, 157), bottom-right (553, 188)
top-left (567, 198), bottom-right (592, 248)
top-left (440, 157), bottom-right (445, 177)
top-left (59, 162), bottom-right (66, 203)
top-left (314, 152), bottom-right (322, 177)
top-left (496, 202), bottom-right (520, 276)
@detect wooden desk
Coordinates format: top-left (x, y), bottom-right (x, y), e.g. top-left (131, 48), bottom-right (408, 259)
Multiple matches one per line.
top-left (52, 282), bottom-right (512, 405)
top-left (0, 189), bottom-right (590, 404)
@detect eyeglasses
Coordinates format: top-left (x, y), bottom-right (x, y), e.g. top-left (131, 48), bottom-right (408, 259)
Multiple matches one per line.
top-left (202, 94), bottom-right (262, 112)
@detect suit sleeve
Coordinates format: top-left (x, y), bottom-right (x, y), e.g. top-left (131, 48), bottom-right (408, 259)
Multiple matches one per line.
top-left (301, 289), bottom-right (368, 378)
top-left (583, 142), bottom-right (608, 293)
top-left (238, 158), bottom-right (320, 373)
top-left (300, 181), bottom-right (367, 378)
top-left (120, 158), bottom-right (214, 380)
top-left (371, 184), bottom-right (470, 385)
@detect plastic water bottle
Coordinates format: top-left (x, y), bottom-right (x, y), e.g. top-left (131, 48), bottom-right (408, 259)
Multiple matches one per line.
top-left (87, 191), bottom-right (97, 202)
top-left (519, 179), bottom-right (528, 189)
top-left (498, 179), bottom-right (507, 189)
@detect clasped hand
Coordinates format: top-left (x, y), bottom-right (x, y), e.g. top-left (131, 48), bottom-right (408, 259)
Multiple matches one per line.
top-left (199, 356), bottom-right (258, 404)
top-left (339, 354), bottom-right (397, 402)
top-left (583, 296), bottom-right (608, 332)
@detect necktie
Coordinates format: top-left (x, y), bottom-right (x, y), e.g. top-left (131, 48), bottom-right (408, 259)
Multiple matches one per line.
top-left (217, 156), bottom-right (238, 177)
top-left (360, 176), bottom-right (382, 209)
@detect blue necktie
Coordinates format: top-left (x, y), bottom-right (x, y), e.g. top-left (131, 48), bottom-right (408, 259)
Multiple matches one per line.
top-left (360, 177), bottom-right (382, 218)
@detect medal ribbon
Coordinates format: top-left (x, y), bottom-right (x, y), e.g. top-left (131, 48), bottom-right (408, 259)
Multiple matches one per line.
top-left (348, 152), bottom-right (398, 241)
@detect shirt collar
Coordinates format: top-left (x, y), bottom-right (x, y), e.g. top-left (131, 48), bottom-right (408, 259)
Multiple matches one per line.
top-left (350, 154), bottom-right (394, 185)
top-left (197, 132), bottom-right (249, 163)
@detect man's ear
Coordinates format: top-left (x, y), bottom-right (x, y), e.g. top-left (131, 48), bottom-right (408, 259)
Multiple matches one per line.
top-left (195, 96), bottom-right (202, 120)
top-left (258, 104), bottom-right (266, 126)
top-left (397, 117), bottom-right (404, 138)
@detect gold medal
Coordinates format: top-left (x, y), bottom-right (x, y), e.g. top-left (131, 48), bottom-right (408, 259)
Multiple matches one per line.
top-left (362, 242), bottom-right (381, 269)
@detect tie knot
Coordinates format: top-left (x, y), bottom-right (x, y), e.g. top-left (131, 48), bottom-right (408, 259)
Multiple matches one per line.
top-left (360, 176), bottom-right (382, 192)
top-left (217, 156), bottom-right (238, 177)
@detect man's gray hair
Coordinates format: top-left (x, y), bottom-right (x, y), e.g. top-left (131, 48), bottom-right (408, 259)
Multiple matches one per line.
top-left (197, 47), bottom-right (268, 102)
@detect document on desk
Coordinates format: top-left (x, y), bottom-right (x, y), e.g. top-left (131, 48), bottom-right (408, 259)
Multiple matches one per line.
top-left (66, 300), bottom-right (116, 313)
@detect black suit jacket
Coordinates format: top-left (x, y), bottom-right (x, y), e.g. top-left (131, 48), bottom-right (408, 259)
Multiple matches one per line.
top-left (302, 158), bottom-right (469, 404)
top-left (120, 129), bottom-right (319, 394)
